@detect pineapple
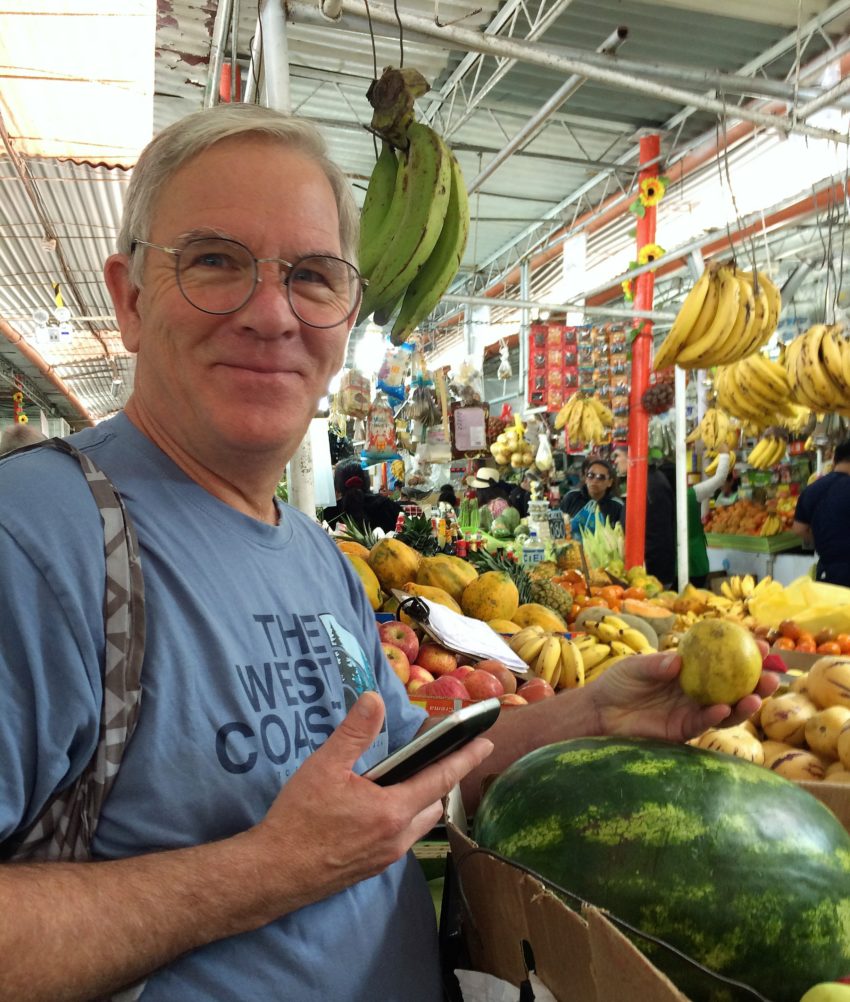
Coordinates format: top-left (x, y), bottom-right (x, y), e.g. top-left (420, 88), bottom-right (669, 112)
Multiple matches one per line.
top-left (337, 516), bottom-right (382, 549)
top-left (396, 514), bottom-right (441, 556)
top-left (528, 560), bottom-right (558, 581)
top-left (528, 577), bottom-right (573, 622)
top-left (555, 541), bottom-right (582, 571)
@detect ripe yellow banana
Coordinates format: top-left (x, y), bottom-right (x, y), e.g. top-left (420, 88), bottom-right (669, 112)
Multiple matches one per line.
top-left (517, 635), bottom-right (548, 665)
top-left (654, 267), bottom-right (717, 370)
top-left (676, 266), bottom-right (740, 368)
top-left (600, 614), bottom-right (631, 633)
top-left (358, 122), bottom-right (451, 323)
top-left (696, 272), bottom-right (755, 368)
top-left (390, 150), bottom-right (470, 345)
top-left (509, 626), bottom-right (545, 653)
top-left (620, 628), bottom-right (654, 653)
top-left (595, 621), bottom-right (621, 644)
top-left (580, 643), bottom-right (612, 670)
top-left (610, 640), bottom-right (637, 658)
top-left (358, 142), bottom-right (400, 279)
top-left (820, 326), bottom-right (850, 396)
top-left (584, 654), bottom-right (626, 682)
top-left (534, 636), bottom-right (563, 686)
top-left (557, 637), bottom-right (585, 689)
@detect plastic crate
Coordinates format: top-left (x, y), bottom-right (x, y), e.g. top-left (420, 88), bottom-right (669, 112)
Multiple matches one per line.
top-left (705, 531), bottom-right (801, 553)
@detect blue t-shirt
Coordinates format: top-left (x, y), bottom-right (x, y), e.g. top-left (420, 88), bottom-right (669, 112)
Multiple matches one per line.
top-left (0, 414), bottom-right (439, 1001)
top-left (794, 471), bottom-right (850, 586)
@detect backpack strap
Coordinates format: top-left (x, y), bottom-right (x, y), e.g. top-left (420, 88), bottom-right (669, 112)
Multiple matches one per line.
top-left (4, 438), bottom-right (145, 862)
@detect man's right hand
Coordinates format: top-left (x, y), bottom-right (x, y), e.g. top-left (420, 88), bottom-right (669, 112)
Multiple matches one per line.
top-left (251, 691), bottom-right (493, 912)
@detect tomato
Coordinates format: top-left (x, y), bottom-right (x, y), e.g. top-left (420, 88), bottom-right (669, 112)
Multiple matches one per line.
top-left (600, 585), bottom-right (624, 604)
top-left (774, 636), bottom-right (796, 651)
top-left (623, 586), bottom-right (647, 600)
top-left (816, 641), bottom-right (843, 656)
top-left (582, 598), bottom-right (611, 610)
top-left (836, 634), bottom-right (850, 655)
top-left (778, 619), bottom-right (801, 641)
top-left (796, 632), bottom-right (816, 649)
top-left (815, 628), bottom-right (836, 646)
top-left (795, 639), bottom-right (817, 653)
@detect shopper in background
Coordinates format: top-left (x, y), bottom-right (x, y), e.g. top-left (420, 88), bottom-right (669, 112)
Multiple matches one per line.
top-left (611, 445), bottom-right (629, 497)
top-left (0, 104), bottom-right (778, 1002)
top-left (470, 466), bottom-right (513, 531)
top-left (793, 438), bottom-right (850, 586)
top-left (437, 483), bottom-right (459, 509)
top-left (322, 460), bottom-right (403, 534)
top-left (560, 458), bottom-right (624, 537)
top-left (714, 471), bottom-right (740, 508)
top-left (0, 423), bottom-right (46, 456)
top-left (644, 460), bottom-right (676, 588)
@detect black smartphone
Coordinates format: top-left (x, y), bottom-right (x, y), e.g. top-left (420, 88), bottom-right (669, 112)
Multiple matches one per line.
top-left (362, 698), bottom-right (501, 786)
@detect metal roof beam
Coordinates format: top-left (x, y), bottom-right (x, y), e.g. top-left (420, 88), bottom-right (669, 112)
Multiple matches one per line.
top-left (459, 4), bottom-right (850, 297)
top-left (421, 0), bottom-right (577, 137)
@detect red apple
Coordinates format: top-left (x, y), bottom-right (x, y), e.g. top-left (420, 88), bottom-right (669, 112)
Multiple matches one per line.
top-left (473, 659), bottom-right (517, 695)
top-left (417, 676), bottom-right (471, 700)
top-left (499, 693), bottom-right (528, 707)
top-left (406, 664), bottom-right (435, 694)
top-left (519, 677), bottom-right (556, 702)
top-left (382, 642), bottom-right (410, 686)
top-left (417, 642), bottom-right (458, 677)
top-left (465, 669), bottom-right (505, 700)
top-left (451, 665), bottom-right (476, 681)
top-left (378, 620), bottom-right (420, 665)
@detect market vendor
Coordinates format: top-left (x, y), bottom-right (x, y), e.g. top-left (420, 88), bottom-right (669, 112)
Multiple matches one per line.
top-left (559, 457), bottom-right (625, 536)
top-left (792, 438), bottom-right (850, 586)
top-left (0, 104), bottom-right (778, 1002)
top-left (322, 459), bottom-right (403, 533)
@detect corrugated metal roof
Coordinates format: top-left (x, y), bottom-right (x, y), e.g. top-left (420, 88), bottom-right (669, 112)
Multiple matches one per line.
top-left (1, 0), bottom-right (849, 421)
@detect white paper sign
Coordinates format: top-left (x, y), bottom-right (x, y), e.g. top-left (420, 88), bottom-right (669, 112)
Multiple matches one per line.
top-left (392, 592), bottom-right (528, 673)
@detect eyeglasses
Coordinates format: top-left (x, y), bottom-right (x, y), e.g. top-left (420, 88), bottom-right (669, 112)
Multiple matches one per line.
top-left (130, 237), bottom-right (364, 328)
top-left (586, 472), bottom-right (610, 481)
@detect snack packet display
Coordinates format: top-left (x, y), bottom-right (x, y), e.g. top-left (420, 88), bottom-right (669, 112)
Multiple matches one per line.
top-left (376, 344), bottom-right (410, 404)
top-left (362, 391), bottom-right (399, 462)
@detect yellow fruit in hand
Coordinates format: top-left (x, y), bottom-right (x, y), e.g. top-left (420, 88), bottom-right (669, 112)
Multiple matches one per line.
top-left (677, 619), bottom-right (762, 706)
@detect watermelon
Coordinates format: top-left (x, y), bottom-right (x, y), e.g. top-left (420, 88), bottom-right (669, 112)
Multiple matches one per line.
top-left (472, 737), bottom-right (850, 1002)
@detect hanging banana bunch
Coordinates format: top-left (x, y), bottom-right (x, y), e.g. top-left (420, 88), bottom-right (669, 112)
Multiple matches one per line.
top-left (357, 67), bottom-right (471, 345)
top-left (712, 352), bottom-right (797, 431)
top-left (653, 264), bottom-right (781, 371)
top-left (783, 324), bottom-right (850, 416)
top-left (553, 393), bottom-right (613, 446)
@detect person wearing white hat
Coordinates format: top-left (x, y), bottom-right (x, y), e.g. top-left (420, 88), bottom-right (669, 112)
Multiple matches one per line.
top-left (468, 466), bottom-right (512, 530)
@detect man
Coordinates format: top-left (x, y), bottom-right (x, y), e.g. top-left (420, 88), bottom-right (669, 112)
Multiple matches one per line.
top-left (0, 422), bottom-right (46, 456)
top-left (793, 439), bottom-right (850, 586)
top-left (0, 105), bottom-right (774, 1002)
top-left (559, 457), bottom-right (625, 536)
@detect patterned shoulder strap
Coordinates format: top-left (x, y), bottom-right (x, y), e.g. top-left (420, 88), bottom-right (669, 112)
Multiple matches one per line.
top-left (4, 438), bottom-right (145, 862)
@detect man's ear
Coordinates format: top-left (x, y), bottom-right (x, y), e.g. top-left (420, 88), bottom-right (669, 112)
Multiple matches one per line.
top-left (104, 254), bottom-right (142, 353)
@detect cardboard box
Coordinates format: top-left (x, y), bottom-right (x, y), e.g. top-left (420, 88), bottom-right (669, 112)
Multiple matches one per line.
top-left (768, 643), bottom-right (823, 672)
top-left (445, 781), bottom-right (850, 1001)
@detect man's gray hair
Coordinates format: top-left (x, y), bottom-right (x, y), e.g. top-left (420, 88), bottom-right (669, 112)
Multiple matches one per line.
top-left (0, 423), bottom-right (47, 457)
top-left (118, 104), bottom-right (360, 285)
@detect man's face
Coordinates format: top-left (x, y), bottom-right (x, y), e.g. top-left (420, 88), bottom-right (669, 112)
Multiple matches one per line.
top-left (113, 136), bottom-right (352, 460)
top-left (585, 463), bottom-right (612, 500)
top-left (612, 449), bottom-right (628, 477)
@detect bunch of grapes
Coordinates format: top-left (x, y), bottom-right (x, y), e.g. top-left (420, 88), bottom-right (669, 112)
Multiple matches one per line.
top-left (641, 382), bottom-right (675, 414)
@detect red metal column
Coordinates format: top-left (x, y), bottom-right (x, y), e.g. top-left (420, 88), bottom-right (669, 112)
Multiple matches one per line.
top-left (624, 134), bottom-right (660, 570)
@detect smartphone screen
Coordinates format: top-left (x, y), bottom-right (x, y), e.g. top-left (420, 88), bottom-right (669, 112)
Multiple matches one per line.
top-left (362, 698), bottom-right (501, 786)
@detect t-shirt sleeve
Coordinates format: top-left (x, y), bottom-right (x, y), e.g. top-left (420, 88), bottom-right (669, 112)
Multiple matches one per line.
top-left (0, 525), bottom-right (102, 841)
top-left (794, 482), bottom-right (817, 524)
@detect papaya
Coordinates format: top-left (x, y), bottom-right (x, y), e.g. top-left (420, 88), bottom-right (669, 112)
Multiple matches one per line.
top-left (399, 581), bottom-right (462, 614)
top-left (345, 554), bottom-right (383, 611)
top-left (461, 571), bottom-right (519, 622)
top-left (416, 554), bottom-right (478, 603)
top-left (512, 603), bottom-right (568, 632)
top-left (336, 539), bottom-right (372, 561)
top-left (487, 619), bottom-right (523, 635)
top-left (368, 537), bottom-right (422, 593)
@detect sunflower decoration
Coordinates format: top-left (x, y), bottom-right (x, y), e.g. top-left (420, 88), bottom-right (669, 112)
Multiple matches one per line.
top-left (637, 243), bottom-right (665, 268)
top-left (621, 278), bottom-right (634, 302)
top-left (629, 174), bottom-right (669, 217)
top-left (639, 176), bottom-right (667, 207)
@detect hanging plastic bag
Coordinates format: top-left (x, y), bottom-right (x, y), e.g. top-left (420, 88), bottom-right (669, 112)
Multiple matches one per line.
top-left (376, 344), bottom-right (411, 404)
top-left (535, 430), bottom-right (554, 473)
top-left (497, 339), bottom-right (512, 380)
top-left (338, 368), bottom-right (371, 418)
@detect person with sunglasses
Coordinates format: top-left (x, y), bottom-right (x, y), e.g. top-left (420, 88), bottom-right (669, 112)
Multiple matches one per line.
top-left (0, 105), bottom-right (777, 1002)
top-left (559, 457), bottom-right (625, 538)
